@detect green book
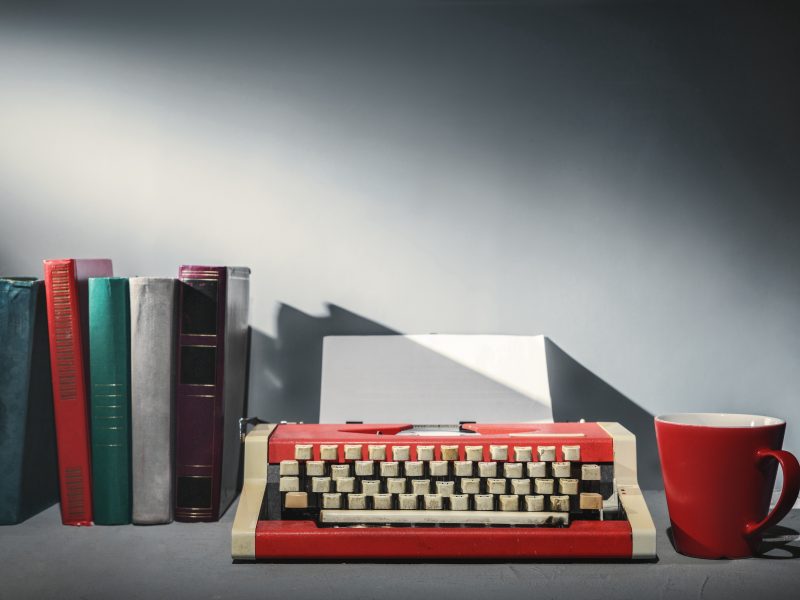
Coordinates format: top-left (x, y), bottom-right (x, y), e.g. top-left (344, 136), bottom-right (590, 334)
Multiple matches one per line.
top-left (88, 277), bottom-right (132, 525)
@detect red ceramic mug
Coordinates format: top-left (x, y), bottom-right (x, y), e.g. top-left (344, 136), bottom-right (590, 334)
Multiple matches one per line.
top-left (655, 413), bottom-right (800, 558)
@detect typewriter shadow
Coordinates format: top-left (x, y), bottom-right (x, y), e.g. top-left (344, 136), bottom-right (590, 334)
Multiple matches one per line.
top-left (247, 304), bottom-right (661, 489)
top-left (545, 340), bottom-right (662, 489)
top-left (246, 304), bottom-right (397, 424)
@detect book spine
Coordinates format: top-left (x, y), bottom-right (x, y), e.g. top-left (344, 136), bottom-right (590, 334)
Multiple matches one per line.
top-left (174, 266), bottom-right (227, 522)
top-left (130, 278), bottom-right (176, 524)
top-left (43, 260), bottom-right (93, 525)
top-left (0, 280), bottom-right (35, 523)
top-left (88, 278), bottom-right (132, 525)
top-left (18, 280), bottom-right (59, 523)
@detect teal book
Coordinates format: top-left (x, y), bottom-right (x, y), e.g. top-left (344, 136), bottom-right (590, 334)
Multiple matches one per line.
top-left (0, 278), bottom-right (59, 524)
top-left (88, 277), bottom-right (132, 524)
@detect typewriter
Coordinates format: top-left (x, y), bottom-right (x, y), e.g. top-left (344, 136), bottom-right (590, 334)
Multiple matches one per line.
top-left (232, 422), bottom-right (656, 560)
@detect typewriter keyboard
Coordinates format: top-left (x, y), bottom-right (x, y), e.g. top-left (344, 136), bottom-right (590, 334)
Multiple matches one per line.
top-left (264, 444), bottom-right (616, 526)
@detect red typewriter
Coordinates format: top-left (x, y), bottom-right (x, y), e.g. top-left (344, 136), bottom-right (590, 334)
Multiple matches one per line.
top-left (232, 422), bottom-right (656, 560)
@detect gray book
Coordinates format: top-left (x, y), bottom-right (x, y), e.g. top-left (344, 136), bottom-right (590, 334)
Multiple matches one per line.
top-left (130, 277), bottom-right (177, 524)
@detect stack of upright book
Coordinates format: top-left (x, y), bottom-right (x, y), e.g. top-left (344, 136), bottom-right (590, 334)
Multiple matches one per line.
top-left (0, 260), bottom-right (251, 527)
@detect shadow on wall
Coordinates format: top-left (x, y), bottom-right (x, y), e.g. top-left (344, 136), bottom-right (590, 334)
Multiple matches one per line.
top-left (247, 304), bottom-right (662, 489)
top-left (247, 304), bottom-right (397, 424)
top-left (546, 339), bottom-right (662, 489)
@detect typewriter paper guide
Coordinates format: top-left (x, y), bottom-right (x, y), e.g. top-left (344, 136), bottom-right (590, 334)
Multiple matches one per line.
top-left (320, 334), bottom-right (553, 424)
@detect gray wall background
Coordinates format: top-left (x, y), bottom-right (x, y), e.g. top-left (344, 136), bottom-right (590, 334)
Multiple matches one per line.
top-left (1, 1), bottom-right (798, 468)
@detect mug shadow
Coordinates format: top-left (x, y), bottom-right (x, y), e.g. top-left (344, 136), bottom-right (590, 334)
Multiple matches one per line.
top-left (757, 522), bottom-right (800, 559)
top-left (665, 517), bottom-right (800, 560)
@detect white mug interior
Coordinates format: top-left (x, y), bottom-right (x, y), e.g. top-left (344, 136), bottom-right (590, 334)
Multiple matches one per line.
top-left (656, 413), bottom-right (784, 428)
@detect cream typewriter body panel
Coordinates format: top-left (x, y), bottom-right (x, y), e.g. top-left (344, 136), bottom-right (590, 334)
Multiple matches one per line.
top-left (232, 422), bottom-right (656, 560)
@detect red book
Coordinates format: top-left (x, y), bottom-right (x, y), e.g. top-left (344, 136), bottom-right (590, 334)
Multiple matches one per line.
top-left (43, 258), bottom-right (113, 525)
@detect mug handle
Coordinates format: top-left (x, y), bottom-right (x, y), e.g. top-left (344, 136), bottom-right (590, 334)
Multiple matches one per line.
top-left (744, 449), bottom-right (800, 536)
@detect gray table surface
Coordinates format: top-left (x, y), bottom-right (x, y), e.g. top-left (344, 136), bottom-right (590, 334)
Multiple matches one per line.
top-left (2, 491), bottom-right (798, 599)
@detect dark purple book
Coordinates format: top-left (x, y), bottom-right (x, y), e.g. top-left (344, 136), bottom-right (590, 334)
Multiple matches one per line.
top-left (174, 266), bottom-right (250, 522)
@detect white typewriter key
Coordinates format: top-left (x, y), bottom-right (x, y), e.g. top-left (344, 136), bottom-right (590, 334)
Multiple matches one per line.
top-left (279, 460), bottom-right (299, 476)
top-left (368, 445), bottom-right (386, 461)
top-left (552, 462), bottom-right (571, 478)
top-left (416, 445), bottom-right (435, 461)
top-left (449, 494), bottom-right (469, 511)
top-left (499, 495), bottom-right (519, 512)
top-left (525, 495), bottom-right (545, 512)
top-left (305, 461), bottom-right (325, 477)
top-left (405, 461), bottom-right (424, 477)
top-left (354, 460), bottom-right (374, 477)
top-left (279, 477), bottom-right (299, 492)
top-left (320, 445), bottom-right (339, 461)
top-left (581, 464), bottom-right (601, 481)
top-left (321, 493), bottom-right (342, 509)
top-left (392, 446), bottom-right (410, 461)
top-left (487, 478), bottom-right (507, 494)
top-left (412, 479), bottom-right (431, 495)
top-left (562, 445), bottom-right (581, 461)
top-left (465, 446), bottom-right (484, 461)
top-left (550, 495), bottom-right (570, 512)
top-left (489, 445), bottom-right (508, 461)
top-left (537, 446), bottom-right (556, 462)
top-left (511, 478), bottom-right (531, 496)
top-left (514, 447), bottom-right (532, 462)
top-left (311, 477), bottom-right (332, 493)
top-left (284, 491), bottom-right (308, 509)
top-left (580, 492), bottom-right (603, 510)
top-left (294, 445), bottom-right (313, 461)
top-left (441, 445), bottom-right (459, 461)
top-left (559, 478), bottom-right (579, 495)
top-left (436, 481), bottom-right (455, 496)
top-left (424, 494), bottom-right (443, 510)
top-left (429, 461), bottom-right (448, 477)
top-left (344, 444), bottom-right (363, 460)
top-left (478, 462), bottom-right (497, 478)
top-left (348, 494), bottom-right (367, 510)
top-left (534, 478), bottom-right (554, 495)
top-left (380, 461), bottom-right (400, 477)
top-left (336, 477), bottom-right (356, 493)
top-left (527, 462), bottom-right (546, 478)
top-left (461, 478), bottom-right (481, 494)
top-left (503, 463), bottom-right (523, 479)
top-left (386, 478), bottom-right (406, 494)
top-left (373, 494), bottom-right (392, 510)
top-left (474, 495), bottom-right (494, 511)
top-left (454, 461), bottom-right (473, 477)
top-left (361, 480), bottom-right (381, 495)
top-left (330, 464), bottom-right (351, 479)
top-left (398, 494), bottom-right (418, 510)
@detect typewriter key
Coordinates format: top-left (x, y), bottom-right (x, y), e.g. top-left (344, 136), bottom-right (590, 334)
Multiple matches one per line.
top-left (527, 462), bottom-right (546, 478)
top-left (368, 445), bottom-right (386, 461)
top-left (503, 463), bottom-right (524, 479)
top-left (511, 479), bottom-right (531, 496)
top-left (562, 445), bottom-right (581, 461)
top-left (489, 445), bottom-right (508, 461)
top-left (416, 445), bottom-right (435, 461)
top-left (514, 447), bottom-right (533, 462)
top-left (465, 446), bottom-right (484, 461)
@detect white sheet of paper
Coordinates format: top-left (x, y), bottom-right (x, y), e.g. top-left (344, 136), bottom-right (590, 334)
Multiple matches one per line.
top-left (319, 334), bottom-right (554, 424)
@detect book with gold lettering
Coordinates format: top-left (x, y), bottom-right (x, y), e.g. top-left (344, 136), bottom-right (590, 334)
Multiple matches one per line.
top-left (43, 258), bottom-right (113, 525)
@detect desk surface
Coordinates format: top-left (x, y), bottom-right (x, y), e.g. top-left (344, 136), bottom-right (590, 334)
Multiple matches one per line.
top-left (2, 491), bottom-right (798, 599)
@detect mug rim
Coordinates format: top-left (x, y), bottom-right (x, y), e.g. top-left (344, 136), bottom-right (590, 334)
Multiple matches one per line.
top-left (655, 412), bottom-right (785, 428)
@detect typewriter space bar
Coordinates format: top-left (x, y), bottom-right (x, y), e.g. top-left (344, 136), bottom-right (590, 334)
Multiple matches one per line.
top-left (320, 510), bottom-right (569, 526)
